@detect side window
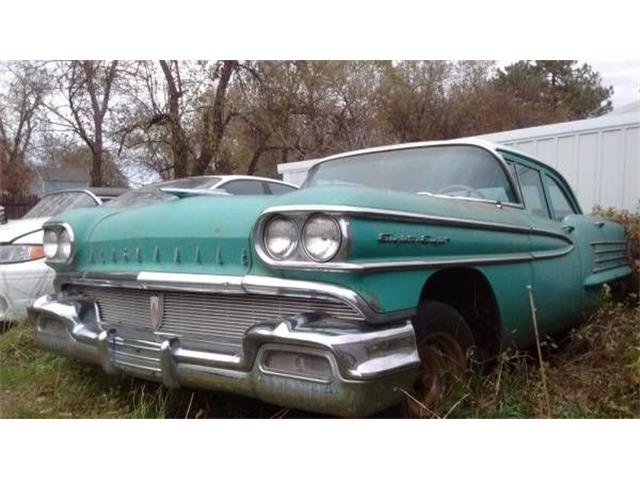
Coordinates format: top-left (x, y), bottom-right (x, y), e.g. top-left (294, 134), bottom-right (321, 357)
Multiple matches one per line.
top-left (222, 180), bottom-right (266, 195)
top-left (504, 160), bottom-right (522, 199)
top-left (545, 175), bottom-right (575, 220)
top-left (266, 182), bottom-right (296, 195)
top-left (515, 164), bottom-right (550, 218)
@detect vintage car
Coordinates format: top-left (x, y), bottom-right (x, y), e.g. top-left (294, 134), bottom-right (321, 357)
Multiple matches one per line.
top-left (0, 188), bottom-right (127, 325)
top-left (29, 140), bottom-right (631, 417)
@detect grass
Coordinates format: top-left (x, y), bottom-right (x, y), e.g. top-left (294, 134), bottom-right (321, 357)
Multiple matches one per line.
top-left (1, 298), bottom-right (638, 419)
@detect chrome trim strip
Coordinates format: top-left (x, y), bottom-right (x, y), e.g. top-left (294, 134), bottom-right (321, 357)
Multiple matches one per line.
top-left (254, 205), bottom-right (573, 271)
top-left (415, 191), bottom-right (524, 209)
top-left (309, 246), bottom-right (574, 272)
top-left (138, 271), bottom-right (244, 291)
top-left (592, 263), bottom-right (631, 274)
top-left (259, 205), bottom-right (572, 242)
top-left (592, 246), bottom-right (627, 254)
top-left (594, 254), bottom-right (628, 264)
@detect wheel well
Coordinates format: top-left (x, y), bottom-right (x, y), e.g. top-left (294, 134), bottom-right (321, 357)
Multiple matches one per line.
top-left (417, 268), bottom-right (501, 357)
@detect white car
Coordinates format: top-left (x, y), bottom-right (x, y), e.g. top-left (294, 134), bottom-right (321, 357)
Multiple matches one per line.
top-left (0, 176), bottom-right (297, 325)
top-left (112, 174), bottom-right (299, 203)
top-left (0, 188), bottom-right (126, 324)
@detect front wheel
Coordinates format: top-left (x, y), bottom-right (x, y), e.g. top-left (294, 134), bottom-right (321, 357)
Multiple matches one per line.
top-left (406, 300), bottom-right (476, 418)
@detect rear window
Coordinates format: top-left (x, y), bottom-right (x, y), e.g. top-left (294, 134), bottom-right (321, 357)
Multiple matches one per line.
top-left (23, 191), bottom-right (98, 219)
top-left (266, 182), bottom-right (297, 195)
top-left (108, 177), bottom-right (222, 207)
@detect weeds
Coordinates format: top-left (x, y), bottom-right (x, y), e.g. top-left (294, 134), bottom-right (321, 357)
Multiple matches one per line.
top-left (439, 298), bottom-right (640, 419)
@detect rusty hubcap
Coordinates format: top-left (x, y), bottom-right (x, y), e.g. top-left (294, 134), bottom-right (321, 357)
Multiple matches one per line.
top-left (407, 332), bottom-right (468, 418)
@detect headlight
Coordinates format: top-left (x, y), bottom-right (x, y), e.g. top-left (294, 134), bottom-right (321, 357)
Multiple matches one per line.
top-left (43, 224), bottom-right (75, 263)
top-left (264, 216), bottom-right (298, 260)
top-left (0, 245), bottom-right (45, 264)
top-left (59, 229), bottom-right (72, 260)
top-left (302, 214), bottom-right (342, 262)
top-left (43, 230), bottom-right (59, 259)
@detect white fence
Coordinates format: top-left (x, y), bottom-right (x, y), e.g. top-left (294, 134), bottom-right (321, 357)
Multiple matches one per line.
top-left (277, 111), bottom-right (640, 212)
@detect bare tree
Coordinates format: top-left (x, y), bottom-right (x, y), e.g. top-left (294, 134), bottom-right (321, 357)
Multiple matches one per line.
top-left (0, 61), bottom-right (50, 194)
top-left (48, 60), bottom-right (119, 186)
top-left (117, 60), bottom-right (239, 178)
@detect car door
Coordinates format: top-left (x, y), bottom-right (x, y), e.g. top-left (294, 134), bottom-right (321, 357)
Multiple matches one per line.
top-left (506, 155), bottom-right (585, 335)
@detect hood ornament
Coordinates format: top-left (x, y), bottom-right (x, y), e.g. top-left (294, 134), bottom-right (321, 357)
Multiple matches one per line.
top-left (149, 294), bottom-right (163, 330)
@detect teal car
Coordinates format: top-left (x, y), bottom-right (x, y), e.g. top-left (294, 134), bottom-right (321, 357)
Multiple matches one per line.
top-left (29, 140), bottom-right (631, 417)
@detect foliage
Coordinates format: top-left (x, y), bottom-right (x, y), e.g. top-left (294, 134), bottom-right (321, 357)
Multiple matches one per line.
top-left (493, 60), bottom-right (614, 124)
top-left (0, 60), bottom-right (616, 187)
top-left (430, 298), bottom-right (640, 419)
top-left (592, 202), bottom-right (640, 293)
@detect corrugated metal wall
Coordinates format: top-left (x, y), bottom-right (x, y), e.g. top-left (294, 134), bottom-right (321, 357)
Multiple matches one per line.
top-left (480, 112), bottom-right (639, 212)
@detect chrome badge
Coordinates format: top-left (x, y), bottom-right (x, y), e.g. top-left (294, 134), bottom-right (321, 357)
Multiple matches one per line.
top-left (149, 294), bottom-right (163, 329)
top-left (377, 232), bottom-right (450, 245)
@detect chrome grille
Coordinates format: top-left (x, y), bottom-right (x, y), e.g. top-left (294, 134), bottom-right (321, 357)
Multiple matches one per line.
top-left (74, 286), bottom-right (364, 344)
top-left (111, 338), bottom-right (162, 373)
top-left (592, 243), bottom-right (628, 273)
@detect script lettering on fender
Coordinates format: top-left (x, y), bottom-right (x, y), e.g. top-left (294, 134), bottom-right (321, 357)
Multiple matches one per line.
top-left (377, 233), bottom-right (450, 245)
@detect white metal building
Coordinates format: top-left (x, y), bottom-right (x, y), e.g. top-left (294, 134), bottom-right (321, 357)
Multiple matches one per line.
top-left (277, 106), bottom-right (640, 212)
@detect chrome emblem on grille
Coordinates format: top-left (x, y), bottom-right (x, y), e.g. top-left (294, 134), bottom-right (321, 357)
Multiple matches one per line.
top-left (149, 294), bottom-right (163, 329)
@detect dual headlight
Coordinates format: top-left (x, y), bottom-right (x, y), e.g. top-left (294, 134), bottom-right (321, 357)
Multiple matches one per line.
top-left (43, 224), bottom-right (75, 264)
top-left (263, 214), bottom-right (343, 263)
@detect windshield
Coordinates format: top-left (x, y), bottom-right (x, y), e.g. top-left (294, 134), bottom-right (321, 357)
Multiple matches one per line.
top-left (108, 176), bottom-right (222, 208)
top-left (23, 191), bottom-right (98, 219)
top-left (304, 145), bottom-right (518, 203)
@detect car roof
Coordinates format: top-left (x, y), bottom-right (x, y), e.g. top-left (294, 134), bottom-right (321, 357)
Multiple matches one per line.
top-left (44, 188), bottom-right (129, 204)
top-left (85, 187), bottom-right (130, 197)
top-left (214, 175), bottom-right (298, 188)
top-left (310, 138), bottom-right (568, 185)
top-left (162, 174), bottom-right (298, 189)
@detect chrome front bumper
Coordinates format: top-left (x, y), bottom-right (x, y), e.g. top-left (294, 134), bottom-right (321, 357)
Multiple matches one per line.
top-left (29, 293), bottom-right (420, 417)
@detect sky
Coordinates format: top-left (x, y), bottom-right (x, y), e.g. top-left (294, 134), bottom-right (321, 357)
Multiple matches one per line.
top-left (584, 60), bottom-right (640, 109)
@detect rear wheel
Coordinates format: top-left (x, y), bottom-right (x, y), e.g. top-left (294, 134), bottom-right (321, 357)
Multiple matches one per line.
top-left (407, 300), bottom-right (475, 418)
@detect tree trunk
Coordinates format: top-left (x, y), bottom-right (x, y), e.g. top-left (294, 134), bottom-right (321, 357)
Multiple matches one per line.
top-left (159, 60), bottom-right (191, 178)
top-left (194, 60), bottom-right (238, 175)
top-left (91, 131), bottom-right (103, 186)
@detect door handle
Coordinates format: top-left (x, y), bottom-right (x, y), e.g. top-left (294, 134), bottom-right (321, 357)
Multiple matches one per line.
top-left (594, 221), bottom-right (605, 228)
top-left (562, 225), bottom-right (575, 233)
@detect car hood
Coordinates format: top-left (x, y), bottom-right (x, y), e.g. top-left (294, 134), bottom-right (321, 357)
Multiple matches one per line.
top-left (0, 217), bottom-right (48, 243)
top-left (50, 194), bottom-right (281, 275)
